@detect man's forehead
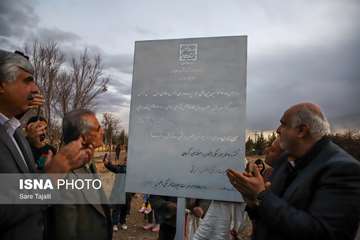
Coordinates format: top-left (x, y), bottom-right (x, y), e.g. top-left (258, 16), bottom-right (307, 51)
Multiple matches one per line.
top-left (17, 68), bottom-right (33, 78)
top-left (279, 114), bottom-right (286, 123)
top-left (18, 67), bottom-right (33, 75)
top-left (83, 114), bottom-right (99, 125)
top-left (281, 109), bottom-right (294, 122)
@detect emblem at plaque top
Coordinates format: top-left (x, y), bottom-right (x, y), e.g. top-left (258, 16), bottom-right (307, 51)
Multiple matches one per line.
top-left (179, 43), bottom-right (198, 62)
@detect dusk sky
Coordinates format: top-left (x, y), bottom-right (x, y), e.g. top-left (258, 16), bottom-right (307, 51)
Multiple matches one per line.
top-left (1, 0), bottom-right (359, 131)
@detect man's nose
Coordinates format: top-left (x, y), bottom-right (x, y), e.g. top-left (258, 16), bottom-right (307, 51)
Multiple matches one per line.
top-left (276, 126), bottom-right (281, 134)
top-left (31, 82), bottom-right (40, 93)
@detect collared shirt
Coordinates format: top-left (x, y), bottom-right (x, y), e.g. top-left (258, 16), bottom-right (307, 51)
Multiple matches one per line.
top-left (0, 112), bottom-right (29, 169)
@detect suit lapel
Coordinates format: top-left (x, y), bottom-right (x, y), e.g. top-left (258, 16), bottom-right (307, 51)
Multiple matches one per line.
top-left (282, 142), bottom-right (338, 201)
top-left (270, 162), bottom-right (288, 196)
top-left (14, 129), bottom-right (37, 172)
top-left (73, 167), bottom-right (107, 217)
top-left (0, 125), bottom-right (29, 173)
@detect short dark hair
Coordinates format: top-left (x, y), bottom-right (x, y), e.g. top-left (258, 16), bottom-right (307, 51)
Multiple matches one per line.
top-left (255, 159), bottom-right (266, 175)
top-left (62, 109), bottom-right (95, 144)
top-left (27, 116), bottom-right (47, 125)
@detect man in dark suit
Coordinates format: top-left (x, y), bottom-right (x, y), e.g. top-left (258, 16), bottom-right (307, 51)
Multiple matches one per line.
top-left (0, 49), bottom-right (93, 240)
top-left (51, 109), bottom-right (112, 240)
top-left (227, 102), bottom-right (360, 240)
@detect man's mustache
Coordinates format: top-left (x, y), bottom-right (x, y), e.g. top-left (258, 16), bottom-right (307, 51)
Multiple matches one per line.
top-left (27, 94), bottom-right (34, 101)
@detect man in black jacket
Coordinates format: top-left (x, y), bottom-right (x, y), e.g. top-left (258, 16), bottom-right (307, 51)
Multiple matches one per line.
top-left (150, 195), bottom-right (178, 240)
top-left (227, 102), bottom-right (360, 240)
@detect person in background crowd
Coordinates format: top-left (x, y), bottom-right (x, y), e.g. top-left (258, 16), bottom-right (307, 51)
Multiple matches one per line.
top-left (253, 159), bottom-right (265, 176)
top-left (142, 196), bottom-right (160, 233)
top-left (192, 199), bottom-right (245, 240)
top-left (25, 116), bottom-right (56, 170)
top-left (103, 151), bottom-right (132, 232)
top-left (139, 194), bottom-right (152, 214)
top-left (115, 143), bottom-right (121, 161)
top-left (150, 195), bottom-right (178, 240)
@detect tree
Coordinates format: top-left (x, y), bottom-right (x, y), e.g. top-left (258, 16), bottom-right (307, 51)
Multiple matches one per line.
top-left (25, 41), bottom-right (64, 144)
top-left (329, 130), bottom-right (360, 161)
top-left (69, 49), bottom-right (109, 110)
top-left (101, 112), bottom-right (120, 151)
top-left (254, 132), bottom-right (267, 155)
top-left (115, 129), bottom-right (128, 146)
top-left (54, 72), bottom-right (72, 116)
top-left (54, 49), bottom-right (109, 116)
top-left (245, 136), bottom-right (255, 156)
top-left (25, 41), bottom-right (110, 144)
top-left (267, 132), bottom-right (277, 146)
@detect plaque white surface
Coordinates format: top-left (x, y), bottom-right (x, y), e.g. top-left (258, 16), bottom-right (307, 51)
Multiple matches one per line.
top-left (126, 36), bottom-right (247, 202)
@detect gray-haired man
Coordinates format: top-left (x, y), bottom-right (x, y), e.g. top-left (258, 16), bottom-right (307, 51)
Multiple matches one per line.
top-left (0, 49), bottom-right (93, 240)
top-left (50, 109), bottom-right (112, 240)
top-left (227, 102), bottom-right (360, 240)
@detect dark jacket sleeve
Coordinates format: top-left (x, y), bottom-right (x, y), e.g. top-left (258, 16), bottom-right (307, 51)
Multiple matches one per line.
top-left (51, 205), bottom-right (78, 240)
top-left (149, 195), bottom-right (178, 226)
top-left (104, 162), bottom-right (126, 173)
top-left (255, 160), bottom-right (360, 240)
top-left (0, 205), bottom-right (47, 232)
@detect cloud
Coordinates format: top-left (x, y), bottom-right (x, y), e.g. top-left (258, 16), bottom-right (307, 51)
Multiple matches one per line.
top-left (56, 45), bottom-right (133, 98)
top-left (57, 43), bottom-right (133, 75)
top-left (135, 26), bottom-right (157, 36)
top-left (30, 27), bottom-right (81, 43)
top-left (107, 77), bottom-right (132, 95)
top-left (0, 36), bottom-right (22, 50)
top-left (246, 32), bottom-right (360, 130)
top-left (0, 0), bottom-right (39, 38)
top-left (102, 53), bottom-right (133, 74)
top-left (95, 92), bottom-right (130, 113)
top-left (1, 0), bottom-right (359, 131)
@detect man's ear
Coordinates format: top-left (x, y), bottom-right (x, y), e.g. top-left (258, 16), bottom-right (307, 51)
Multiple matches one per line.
top-left (297, 124), bottom-right (310, 138)
top-left (80, 133), bottom-right (89, 146)
top-left (0, 82), bottom-right (5, 94)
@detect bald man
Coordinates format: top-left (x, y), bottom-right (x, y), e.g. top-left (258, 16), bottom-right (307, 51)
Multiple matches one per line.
top-left (227, 102), bottom-right (360, 240)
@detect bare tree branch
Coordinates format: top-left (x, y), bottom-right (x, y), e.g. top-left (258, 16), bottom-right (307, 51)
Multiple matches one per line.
top-left (24, 41), bottom-right (110, 144)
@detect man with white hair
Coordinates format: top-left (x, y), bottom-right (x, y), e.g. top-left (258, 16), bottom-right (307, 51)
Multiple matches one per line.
top-left (50, 109), bottom-right (112, 240)
top-left (227, 102), bottom-right (360, 240)
top-left (0, 49), bottom-right (93, 240)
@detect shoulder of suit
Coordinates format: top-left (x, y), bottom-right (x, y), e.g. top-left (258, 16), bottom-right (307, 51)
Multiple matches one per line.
top-left (321, 141), bottom-right (360, 172)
